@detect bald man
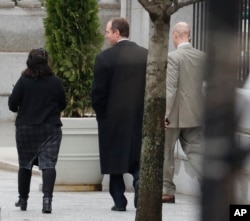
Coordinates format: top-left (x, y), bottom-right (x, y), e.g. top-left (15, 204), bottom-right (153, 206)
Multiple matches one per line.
top-left (162, 22), bottom-right (206, 203)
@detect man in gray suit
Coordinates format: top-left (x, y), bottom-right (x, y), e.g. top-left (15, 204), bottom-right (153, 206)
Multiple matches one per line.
top-left (162, 22), bottom-right (206, 203)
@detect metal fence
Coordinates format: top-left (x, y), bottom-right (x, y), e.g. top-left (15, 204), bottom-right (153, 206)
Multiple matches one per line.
top-left (239, 0), bottom-right (250, 85)
top-left (193, 0), bottom-right (250, 86)
top-left (192, 0), bottom-right (207, 51)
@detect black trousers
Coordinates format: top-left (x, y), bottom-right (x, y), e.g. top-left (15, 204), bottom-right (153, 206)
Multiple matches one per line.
top-left (18, 168), bottom-right (56, 199)
top-left (109, 171), bottom-right (139, 208)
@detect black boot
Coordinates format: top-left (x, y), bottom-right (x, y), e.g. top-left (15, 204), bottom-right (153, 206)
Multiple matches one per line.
top-left (42, 168), bottom-right (56, 213)
top-left (15, 198), bottom-right (27, 211)
top-left (42, 198), bottom-right (52, 213)
top-left (15, 168), bottom-right (31, 211)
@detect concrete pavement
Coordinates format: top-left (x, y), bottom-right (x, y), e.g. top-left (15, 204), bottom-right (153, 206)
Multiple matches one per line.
top-left (0, 147), bottom-right (201, 221)
top-left (0, 168), bottom-right (200, 221)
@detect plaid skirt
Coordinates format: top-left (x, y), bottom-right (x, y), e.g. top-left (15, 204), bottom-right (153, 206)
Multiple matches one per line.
top-left (16, 124), bottom-right (62, 170)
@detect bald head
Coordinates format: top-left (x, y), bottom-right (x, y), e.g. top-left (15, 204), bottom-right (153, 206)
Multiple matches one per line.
top-left (172, 22), bottom-right (191, 48)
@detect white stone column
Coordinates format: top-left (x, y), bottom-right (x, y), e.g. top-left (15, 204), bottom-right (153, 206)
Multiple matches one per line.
top-left (121, 0), bottom-right (149, 49)
top-left (0, 0), bottom-right (15, 8)
top-left (120, 0), bottom-right (125, 17)
top-left (17, 0), bottom-right (42, 8)
top-left (98, 1), bottom-right (120, 49)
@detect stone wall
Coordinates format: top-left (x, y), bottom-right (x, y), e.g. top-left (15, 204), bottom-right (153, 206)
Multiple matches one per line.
top-left (0, 1), bottom-right (120, 121)
top-left (0, 5), bottom-right (46, 120)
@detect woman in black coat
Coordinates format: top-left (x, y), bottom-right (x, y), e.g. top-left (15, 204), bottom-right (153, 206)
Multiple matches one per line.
top-left (8, 48), bottom-right (66, 213)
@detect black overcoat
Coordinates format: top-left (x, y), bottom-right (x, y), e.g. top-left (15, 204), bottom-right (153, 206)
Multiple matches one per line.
top-left (91, 40), bottom-right (148, 174)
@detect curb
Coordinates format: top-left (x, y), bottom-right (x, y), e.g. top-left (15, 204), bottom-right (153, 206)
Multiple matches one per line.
top-left (0, 161), bottom-right (40, 175)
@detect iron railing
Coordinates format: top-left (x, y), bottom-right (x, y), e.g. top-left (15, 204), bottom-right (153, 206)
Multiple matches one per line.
top-left (193, 0), bottom-right (250, 86)
top-left (192, 0), bottom-right (207, 51)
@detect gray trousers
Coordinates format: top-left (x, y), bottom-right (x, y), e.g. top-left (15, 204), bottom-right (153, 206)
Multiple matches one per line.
top-left (163, 127), bottom-right (204, 195)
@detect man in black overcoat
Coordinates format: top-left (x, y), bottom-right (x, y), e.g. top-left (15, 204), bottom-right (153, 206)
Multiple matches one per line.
top-left (91, 17), bottom-right (148, 211)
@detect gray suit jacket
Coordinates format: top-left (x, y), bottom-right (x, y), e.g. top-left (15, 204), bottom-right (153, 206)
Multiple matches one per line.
top-left (166, 43), bottom-right (206, 128)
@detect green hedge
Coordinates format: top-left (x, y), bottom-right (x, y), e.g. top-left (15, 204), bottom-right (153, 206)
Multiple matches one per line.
top-left (44, 0), bottom-right (104, 117)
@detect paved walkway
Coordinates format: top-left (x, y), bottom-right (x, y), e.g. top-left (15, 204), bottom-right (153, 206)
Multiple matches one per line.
top-left (0, 168), bottom-right (200, 221)
top-left (0, 146), bottom-right (201, 221)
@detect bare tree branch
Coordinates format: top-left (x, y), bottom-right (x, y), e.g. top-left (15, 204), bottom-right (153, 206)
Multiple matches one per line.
top-left (168, 0), bottom-right (200, 15)
top-left (138, 0), bottom-right (201, 21)
top-left (138, 0), bottom-right (161, 14)
top-left (138, 0), bottom-right (173, 21)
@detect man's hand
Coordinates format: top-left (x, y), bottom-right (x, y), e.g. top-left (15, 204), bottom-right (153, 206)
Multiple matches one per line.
top-left (164, 118), bottom-right (170, 128)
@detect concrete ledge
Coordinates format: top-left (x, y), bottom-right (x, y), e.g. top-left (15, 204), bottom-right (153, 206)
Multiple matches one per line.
top-left (17, 1), bottom-right (42, 8)
top-left (0, 160), bottom-right (18, 172)
top-left (0, 146), bottom-right (40, 175)
top-left (0, 1), bottom-right (15, 8)
top-left (0, 160), bottom-right (40, 175)
top-left (99, 3), bottom-right (120, 9)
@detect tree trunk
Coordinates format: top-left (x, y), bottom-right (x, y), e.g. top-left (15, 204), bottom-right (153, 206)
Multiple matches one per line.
top-left (135, 17), bottom-right (170, 221)
top-left (136, 1), bottom-right (201, 221)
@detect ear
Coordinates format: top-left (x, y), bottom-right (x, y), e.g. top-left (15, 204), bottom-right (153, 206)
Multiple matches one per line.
top-left (173, 32), bottom-right (178, 40)
top-left (173, 34), bottom-right (176, 40)
top-left (114, 29), bottom-right (120, 37)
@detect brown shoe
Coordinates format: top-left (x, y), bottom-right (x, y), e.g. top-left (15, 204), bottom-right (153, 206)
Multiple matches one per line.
top-left (162, 194), bottom-right (175, 203)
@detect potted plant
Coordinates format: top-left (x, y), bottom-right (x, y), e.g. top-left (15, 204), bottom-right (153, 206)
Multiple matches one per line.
top-left (44, 0), bottom-right (104, 191)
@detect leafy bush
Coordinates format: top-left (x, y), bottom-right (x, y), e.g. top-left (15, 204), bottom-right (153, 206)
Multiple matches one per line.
top-left (44, 0), bottom-right (104, 117)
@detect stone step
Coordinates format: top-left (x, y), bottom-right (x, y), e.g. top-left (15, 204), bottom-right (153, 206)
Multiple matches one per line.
top-left (0, 0), bottom-right (15, 8)
top-left (17, 0), bottom-right (42, 8)
top-left (0, 1), bottom-right (44, 8)
top-left (0, 146), bottom-right (40, 175)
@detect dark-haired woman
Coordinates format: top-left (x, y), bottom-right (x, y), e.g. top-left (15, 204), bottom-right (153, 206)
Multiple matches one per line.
top-left (8, 48), bottom-right (66, 214)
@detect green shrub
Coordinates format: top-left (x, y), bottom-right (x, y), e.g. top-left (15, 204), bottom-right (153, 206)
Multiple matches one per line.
top-left (44, 0), bottom-right (104, 117)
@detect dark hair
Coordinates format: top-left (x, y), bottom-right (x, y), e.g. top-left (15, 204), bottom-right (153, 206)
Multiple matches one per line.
top-left (110, 17), bottom-right (129, 38)
top-left (22, 48), bottom-right (53, 79)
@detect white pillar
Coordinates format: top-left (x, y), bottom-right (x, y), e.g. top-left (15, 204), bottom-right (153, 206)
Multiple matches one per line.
top-left (120, 0), bottom-right (127, 18)
top-left (122, 0), bottom-right (149, 49)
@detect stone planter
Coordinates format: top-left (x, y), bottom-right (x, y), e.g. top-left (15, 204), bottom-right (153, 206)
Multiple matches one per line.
top-left (54, 117), bottom-right (103, 191)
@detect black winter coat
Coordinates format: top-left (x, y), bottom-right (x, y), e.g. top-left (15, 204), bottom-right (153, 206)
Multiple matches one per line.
top-left (8, 75), bottom-right (66, 126)
top-left (91, 40), bottom-right (148, 174)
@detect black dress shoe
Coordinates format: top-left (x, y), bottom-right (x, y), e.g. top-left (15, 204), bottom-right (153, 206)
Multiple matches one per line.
top-left (134, 181), bottom-right (139, 208)
top-left (111, 205), bottom-right (126, 211)
top-left (15, 198), bottom-right (27, 211)
top-left (42, 198), bottom-right (52, 213)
